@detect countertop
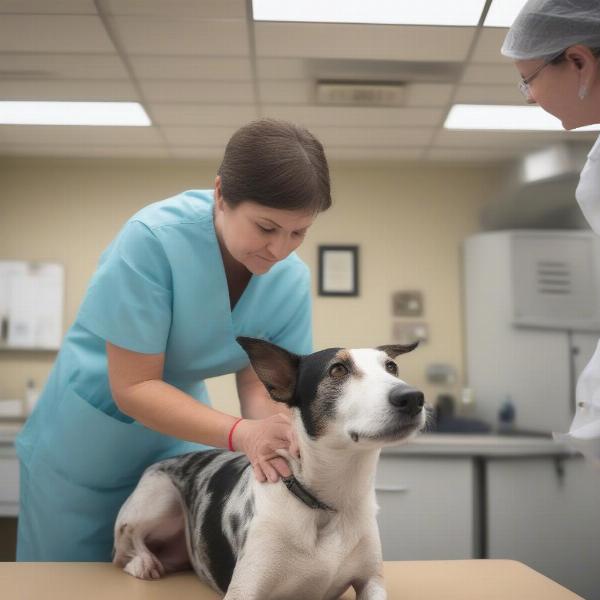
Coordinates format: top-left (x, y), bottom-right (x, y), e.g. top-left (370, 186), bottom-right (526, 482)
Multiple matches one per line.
top-left (381, 432), bottom-right (572, 458)
top-left (0, 560), bottom-right (583, 599)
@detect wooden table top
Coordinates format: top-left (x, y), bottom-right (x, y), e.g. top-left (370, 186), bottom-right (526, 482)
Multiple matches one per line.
top-left (0, 559), bottom-right (583, 599)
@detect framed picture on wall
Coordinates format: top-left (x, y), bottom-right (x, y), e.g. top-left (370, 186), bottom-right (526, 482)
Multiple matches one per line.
top-left (318, 245), bottom-right (359, 297)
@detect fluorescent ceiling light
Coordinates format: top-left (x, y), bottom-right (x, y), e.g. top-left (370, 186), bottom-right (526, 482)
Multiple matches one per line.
top-left (253, 0), bottom-right (487, 26)
top-left (444, 104), bottom-right (600, 132)
top-left (0, 101), bottom-right (151, 126)
top-left (484, 0), bottom-right (527, 28)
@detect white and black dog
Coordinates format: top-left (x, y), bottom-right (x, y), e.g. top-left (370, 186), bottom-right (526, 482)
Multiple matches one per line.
top-left (113, 337), bottom-right (426, 599)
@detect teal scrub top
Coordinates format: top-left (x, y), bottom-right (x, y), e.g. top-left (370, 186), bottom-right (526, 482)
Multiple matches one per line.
top-left (15, 189), bottom-right (313, 561)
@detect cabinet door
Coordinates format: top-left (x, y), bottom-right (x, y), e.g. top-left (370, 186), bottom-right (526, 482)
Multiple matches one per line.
top-left (375, 455), bottom-right (474, 560)
top-left (487, 457), bottom-right (600, 600)
top-left (0, 452), bottom-right (19, 517)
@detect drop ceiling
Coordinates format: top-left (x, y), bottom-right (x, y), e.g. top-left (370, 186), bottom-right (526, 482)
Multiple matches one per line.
top-left (0, 0), bottom-right (596, 162)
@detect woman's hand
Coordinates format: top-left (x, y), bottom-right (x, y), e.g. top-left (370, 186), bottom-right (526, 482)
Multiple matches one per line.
top-left (231, 413), bottom-right (299, 483)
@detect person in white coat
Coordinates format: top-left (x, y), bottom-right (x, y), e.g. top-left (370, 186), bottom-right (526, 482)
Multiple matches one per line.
top-left (502, 0), bottom-right (600, 463)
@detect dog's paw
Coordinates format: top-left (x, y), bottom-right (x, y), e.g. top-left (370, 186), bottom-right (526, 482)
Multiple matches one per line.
top-left (123, 552), bottom-right (165, 580)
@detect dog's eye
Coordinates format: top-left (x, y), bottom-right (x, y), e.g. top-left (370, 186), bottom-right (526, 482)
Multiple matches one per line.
top-left (329, 363), bottom-right (349, 378)
top-left (385, 361), bottom-right (398, 376)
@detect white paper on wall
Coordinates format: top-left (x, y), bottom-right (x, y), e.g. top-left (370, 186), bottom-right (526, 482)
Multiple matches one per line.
top-left (0, 261), bottom-right (64, 350)
top-left (323, 251), bottom-right (354, 292)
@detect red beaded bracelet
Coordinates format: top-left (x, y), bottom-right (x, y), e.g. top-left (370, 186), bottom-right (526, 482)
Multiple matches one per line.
top-left (228, 417), bottom-right (244, 452)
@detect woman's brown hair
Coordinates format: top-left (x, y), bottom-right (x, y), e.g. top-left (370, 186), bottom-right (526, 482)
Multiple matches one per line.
top-left (218, 119), bottom-right (331, 214)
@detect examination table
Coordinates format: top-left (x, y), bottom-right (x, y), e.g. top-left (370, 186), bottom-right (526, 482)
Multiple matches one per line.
top-left (0, 559), bottom-right (583, 599)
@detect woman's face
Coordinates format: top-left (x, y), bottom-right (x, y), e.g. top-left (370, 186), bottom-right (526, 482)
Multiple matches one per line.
top-left (515, 57), bottom-right (583, 129)
top-left (515, 46), bottom-right (600, 130)
top-left (214, 178), bottom-right (316, 275)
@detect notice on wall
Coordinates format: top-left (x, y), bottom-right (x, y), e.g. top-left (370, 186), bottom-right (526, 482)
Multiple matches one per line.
top-left (0, 261), bottom-right (64, 350)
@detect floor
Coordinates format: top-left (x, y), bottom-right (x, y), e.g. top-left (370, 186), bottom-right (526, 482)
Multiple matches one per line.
top-left (0, 518), bottom-right (17, 560)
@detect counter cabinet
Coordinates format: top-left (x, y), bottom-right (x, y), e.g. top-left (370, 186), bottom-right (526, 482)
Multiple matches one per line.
top-left (376, 449), bottom-right (600, 600)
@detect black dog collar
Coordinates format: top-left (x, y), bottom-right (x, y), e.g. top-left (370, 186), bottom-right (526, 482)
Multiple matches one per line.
top-left (282, 476), bottom-right (336, 512)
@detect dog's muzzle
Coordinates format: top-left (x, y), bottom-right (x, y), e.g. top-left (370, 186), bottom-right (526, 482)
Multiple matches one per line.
top-left (388, 385), bottom-right (425, 418)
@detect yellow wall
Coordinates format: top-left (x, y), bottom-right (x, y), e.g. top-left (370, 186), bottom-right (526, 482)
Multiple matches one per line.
top-left (0, 157), bottom-right (502, 416)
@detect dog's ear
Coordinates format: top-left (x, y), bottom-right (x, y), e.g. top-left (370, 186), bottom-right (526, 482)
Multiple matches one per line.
top-left (376, 342), bottom-right (419, 359)
top-left (237, 337), bottom-right (300, 405)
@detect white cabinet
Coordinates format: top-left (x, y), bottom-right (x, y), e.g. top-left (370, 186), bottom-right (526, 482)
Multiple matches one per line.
top-left (463, 231), bottom-right (600, 434)
top-left (487, 457), bottom-right (600, 600)
top-left (375, 455), bottom-right (474, 560)
top-left (0, 446), bottom-right (19, 517)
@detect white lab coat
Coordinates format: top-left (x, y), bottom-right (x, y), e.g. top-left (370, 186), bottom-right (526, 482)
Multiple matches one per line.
top-left (554, 135), bottom-right (600, 464)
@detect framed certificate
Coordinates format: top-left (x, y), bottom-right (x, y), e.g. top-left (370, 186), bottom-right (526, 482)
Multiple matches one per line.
top-left (318, 245), bottom-right (359, 297)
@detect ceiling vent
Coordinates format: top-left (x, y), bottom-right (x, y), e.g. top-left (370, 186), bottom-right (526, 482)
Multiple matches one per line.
top-left (308, 58), bottom-right (461, 83)
top-left (316, 80), bottom-right (407, 107)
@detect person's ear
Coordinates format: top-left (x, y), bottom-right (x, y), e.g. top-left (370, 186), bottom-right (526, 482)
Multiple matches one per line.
top-left (214, 175), bottom-right (225, 212)
top-left (565, 45), bottom-right (598, 96)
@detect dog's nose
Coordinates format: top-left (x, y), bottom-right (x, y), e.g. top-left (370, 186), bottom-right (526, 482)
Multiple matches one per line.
top-left (389, 386), bottom-right (424, 417)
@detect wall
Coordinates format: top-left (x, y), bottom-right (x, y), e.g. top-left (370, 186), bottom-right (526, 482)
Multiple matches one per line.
top-left (0, 157), bottom-right (503, 416)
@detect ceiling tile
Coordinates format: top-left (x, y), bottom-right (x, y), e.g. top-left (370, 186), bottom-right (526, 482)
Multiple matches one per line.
top-left (405, 83), bottom-right (455, 108)
top-left (0, 144), bottom-right (169, 158)
top-left (261, 105), bottom-right (443, 128)
top-left (256, 56), bottom-right (461, 84)
top-left (168, 146), bottom-right (224, 159)
top-left (0, 15), bottom-right (115, 53)
top-left (326, 147), bottom-right (424, 161)
top-left (130, 56), bottom-right (252, 80)
top-left (161, 126), bottom-right (238, 146)
top-left (454, 84), bottom-right (523, 104)
top-left (111, 16), bottom-right (249, 56)
top-left (470, 28), bottom-right (513, 64)
top-left (0, 1), bottom-right (96, 14)
top-left (462, 63), bottom-right (518, 84)
top-left (0, 125), bottom-right (162, 145)
top-left (434, 129), bottom-right (583, 149)
top-left (427, 147), bottom-right (521, 162)
top-left (256, 58), bottom-right (309, 80)
top-left (309, 126), bottom-right (433, 147)
top-left (0, 53), bottom-right (129, 79)
top-left (140, 80), bottom-right (254, 103)
top-left (255, 23), bottom-right (475, 62)
top-left (0, 79), bottom-right (138, 101)
top-left (150, 104), bottom-right (258, 126)
top-left (259, 80), bottom-right (310, 104)
top-left (102, 0), bottom-right (247, 19)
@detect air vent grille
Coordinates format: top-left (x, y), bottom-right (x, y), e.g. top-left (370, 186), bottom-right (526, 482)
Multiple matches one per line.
top-left (316, 80), bottom-right (406, 107)
top-left (536, 261), bottom-right (572, 295)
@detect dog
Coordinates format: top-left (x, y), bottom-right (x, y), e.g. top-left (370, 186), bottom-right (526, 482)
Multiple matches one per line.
top-left (113, 337), bottom-right (426, 599)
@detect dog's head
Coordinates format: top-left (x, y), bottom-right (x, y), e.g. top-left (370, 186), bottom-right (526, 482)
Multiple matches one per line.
top-left (237, 337), bottom-right (426, 449)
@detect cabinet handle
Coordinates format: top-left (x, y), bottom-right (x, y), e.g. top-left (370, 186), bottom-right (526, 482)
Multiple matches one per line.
top-left (375, 485), bottom-right (409, 493)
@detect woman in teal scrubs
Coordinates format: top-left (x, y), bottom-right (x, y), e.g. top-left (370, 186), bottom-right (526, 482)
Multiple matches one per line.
top-left (15, 119), bottom-right (331, 561)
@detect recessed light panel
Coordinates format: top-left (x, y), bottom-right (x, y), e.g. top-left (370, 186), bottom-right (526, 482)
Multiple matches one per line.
top-left (444, 104), bottom-right (600, 131)
top-left (0, 102), bottom-right (151, 126)
top-left (253, 0), bottom-right (487, 26)
top-left (484, 0), bottom-right (527, 28)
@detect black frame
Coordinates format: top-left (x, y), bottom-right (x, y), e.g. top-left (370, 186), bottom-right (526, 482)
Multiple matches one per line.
top-left (318, 245), bottom-right (359, 297)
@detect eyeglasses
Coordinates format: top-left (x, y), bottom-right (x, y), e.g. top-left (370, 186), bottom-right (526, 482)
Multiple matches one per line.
top-left (518, 52), bottom-right (565, 102)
